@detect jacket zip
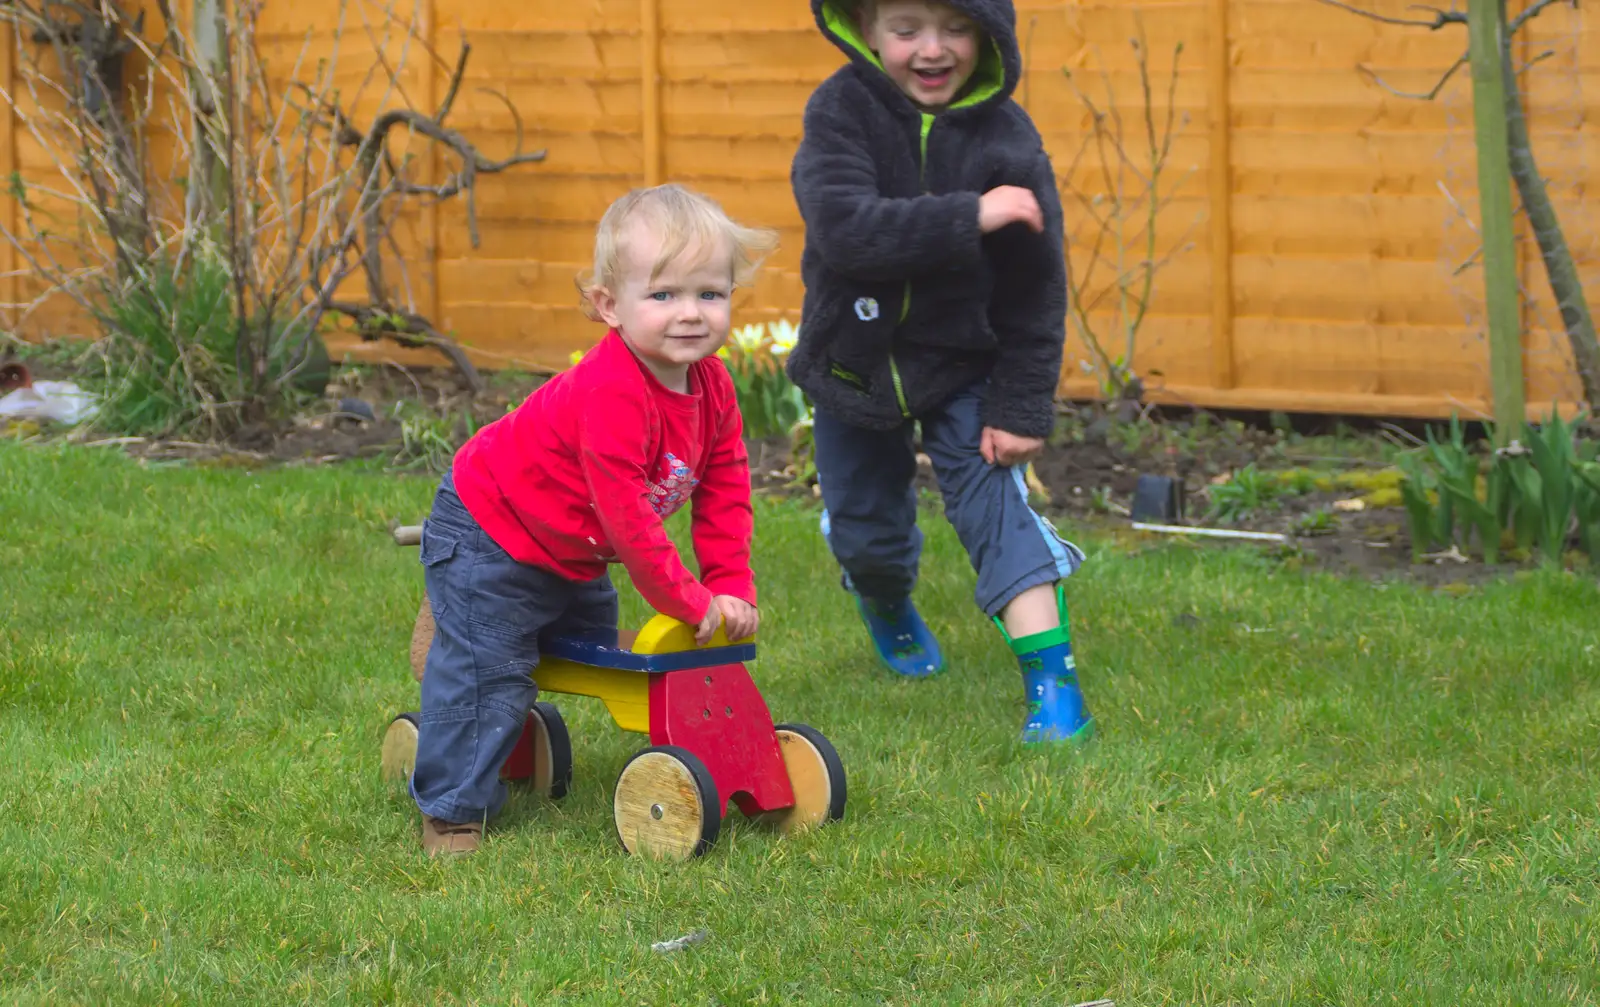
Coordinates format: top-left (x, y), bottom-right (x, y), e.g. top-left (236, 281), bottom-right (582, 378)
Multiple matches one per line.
top-left (889, 112), bottom-right (934, 419)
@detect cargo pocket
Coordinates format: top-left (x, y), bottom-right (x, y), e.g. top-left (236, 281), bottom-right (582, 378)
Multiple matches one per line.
top-left (822, 284), bottom-right (898, 396)
top-left (419, 522), bottom-right (460, 618)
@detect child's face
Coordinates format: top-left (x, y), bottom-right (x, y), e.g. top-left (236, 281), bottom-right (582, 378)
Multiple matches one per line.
top-left (862, 1), bottom-right (980, 110)
top-left (590, 223), bottom-right (735, 388)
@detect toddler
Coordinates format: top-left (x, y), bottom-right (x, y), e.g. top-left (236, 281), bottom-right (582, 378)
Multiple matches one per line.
top-left (411, 184), bottom-right (777, 854)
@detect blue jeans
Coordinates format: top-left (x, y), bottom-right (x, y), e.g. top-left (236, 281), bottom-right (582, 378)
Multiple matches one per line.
top-left (813, 381), bottom-right (1084, 618)
top-left (409, 473), bottom-right (618, 824)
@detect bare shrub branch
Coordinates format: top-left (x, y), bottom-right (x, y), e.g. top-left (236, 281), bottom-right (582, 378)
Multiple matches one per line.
top-left (1058, 16), bottom-right (1199, 407)
top-left (0, 0), bottom-right (548, 434)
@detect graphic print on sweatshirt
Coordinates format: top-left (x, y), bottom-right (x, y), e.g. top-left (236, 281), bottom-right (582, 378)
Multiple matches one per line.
top-left (646, 452), bottom-right (699, 517)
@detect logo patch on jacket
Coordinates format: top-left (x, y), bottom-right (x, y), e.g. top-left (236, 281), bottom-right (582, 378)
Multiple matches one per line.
top-left (853, 297), bottom-right (880, 322)
top-left (647, 452), bottom-right (698, 517)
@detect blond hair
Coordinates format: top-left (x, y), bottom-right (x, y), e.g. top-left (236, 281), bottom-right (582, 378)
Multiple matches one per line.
top-left (577, 184), bottom-right (778, 321)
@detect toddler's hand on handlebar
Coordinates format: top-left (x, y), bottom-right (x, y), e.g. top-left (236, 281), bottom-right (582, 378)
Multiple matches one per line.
top-left (694, 596), bottom-right (761, 646)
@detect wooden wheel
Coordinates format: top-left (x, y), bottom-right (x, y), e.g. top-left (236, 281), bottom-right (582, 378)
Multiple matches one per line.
top-left (384, 705), bottom-right (573, 796)
top-left (410, 596), bottom-right (434, 683)
top-left (506, 702), bottom-right (574, 799)
top-left (613, 746), bottom-right (720, 860)
top-left (380, 712), bottom-right (420, 783)
top-left (757, 723), bottom-right (847, 834)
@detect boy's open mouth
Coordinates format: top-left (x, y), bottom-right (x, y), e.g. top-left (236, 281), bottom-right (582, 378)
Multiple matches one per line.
top-left (912, 67), bottom-right (954, 87)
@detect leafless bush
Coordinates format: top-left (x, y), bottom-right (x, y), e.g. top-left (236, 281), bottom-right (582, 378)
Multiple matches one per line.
top-left (0, 0), bottom-right (543, 436)
top-left (1055, 18), bottom-right (1197, 414)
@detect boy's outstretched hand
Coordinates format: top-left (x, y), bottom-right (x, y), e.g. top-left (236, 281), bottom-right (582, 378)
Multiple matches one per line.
top-left (981, 427), bottom-right (1045, 467)
top-left (694, 595), bottom-right (761, 646)
top-left (978, 185), bottom-right (1045, 235)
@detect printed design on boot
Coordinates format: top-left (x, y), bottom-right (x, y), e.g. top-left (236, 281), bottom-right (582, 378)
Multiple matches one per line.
top-left (857, 597), bottom-right (944, 678)
top-left (1017, 643), bottom-right (1092, 744)
top-left (886, 623), bottom-right (924, 659)
top-left (1025, 663), bottom-right (1047, 730)
top-left (1008, 584), bottom-right (1093, 745)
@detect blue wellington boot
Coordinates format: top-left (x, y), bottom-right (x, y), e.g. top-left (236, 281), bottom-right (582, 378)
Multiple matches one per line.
top-left (998, 587), bottom-right (1094, 745)
top-left (856, 596), bottom-right (945, 678)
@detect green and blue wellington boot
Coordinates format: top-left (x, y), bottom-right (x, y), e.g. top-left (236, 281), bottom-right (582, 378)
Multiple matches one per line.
top-left (996, 585), bottom-right (1094, 745)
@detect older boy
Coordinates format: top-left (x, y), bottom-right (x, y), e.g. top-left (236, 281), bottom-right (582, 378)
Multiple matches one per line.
top-left (788, 0), bottom-right (1092, 743)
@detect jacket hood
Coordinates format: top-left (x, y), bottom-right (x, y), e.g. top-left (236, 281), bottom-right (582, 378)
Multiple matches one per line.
top-left (812, 0), bottom-right (1021, 114)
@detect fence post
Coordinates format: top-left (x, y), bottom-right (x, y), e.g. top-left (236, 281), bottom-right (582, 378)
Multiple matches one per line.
top-left (641, 0), bottom-right (662, 186)
top-left (1206, 0), bottom-right (1235, 390)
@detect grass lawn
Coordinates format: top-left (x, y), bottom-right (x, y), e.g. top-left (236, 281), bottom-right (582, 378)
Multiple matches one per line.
top-left (2, 441), bottom-right (1598, 1005)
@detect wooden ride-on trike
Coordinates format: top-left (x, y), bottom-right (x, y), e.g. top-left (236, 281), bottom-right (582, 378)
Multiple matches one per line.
top-left (382, 525), bottom-right (846, 860)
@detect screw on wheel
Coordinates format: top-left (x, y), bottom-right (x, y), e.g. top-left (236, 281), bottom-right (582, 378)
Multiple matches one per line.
top-left (612, 745), bottom-right (720, 860)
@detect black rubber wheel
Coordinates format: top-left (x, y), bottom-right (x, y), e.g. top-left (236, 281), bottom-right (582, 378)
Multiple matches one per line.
top-left (529, 701), bottom-right (574, 800)
top-left (761, 722), bottom-right (847, 831)
top-left (612, 745), bottom-right (721, 860)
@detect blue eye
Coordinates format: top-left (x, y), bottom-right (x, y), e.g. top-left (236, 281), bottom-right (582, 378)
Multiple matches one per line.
top-left (651, 291), bottom-right (671, 302)
top-left (700, 290), bottom-right (725, 301)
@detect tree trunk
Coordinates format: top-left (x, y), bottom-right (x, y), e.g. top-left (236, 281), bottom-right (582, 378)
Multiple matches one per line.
top-left (1467, 0), bottom-right (1525, 441)
top-left (1498, 10), bottom-right (1600, 410)
top-left (188, 0), bottom-right (230, 240)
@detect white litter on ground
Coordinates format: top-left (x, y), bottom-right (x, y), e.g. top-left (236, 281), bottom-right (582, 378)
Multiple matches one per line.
top-left (0, 380), bottom-right (99, 425)
top-left (650, 929), bottom-right (710, 954)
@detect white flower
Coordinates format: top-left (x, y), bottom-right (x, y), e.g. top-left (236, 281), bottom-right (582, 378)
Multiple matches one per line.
top-left (766, 318), bottom-right (800, 356)
top-left (730, 323), bottom-right (765, 355)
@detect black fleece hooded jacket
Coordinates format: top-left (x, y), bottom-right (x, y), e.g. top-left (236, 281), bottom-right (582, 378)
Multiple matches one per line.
top-left (786, 0), bottom-right (1066, 439)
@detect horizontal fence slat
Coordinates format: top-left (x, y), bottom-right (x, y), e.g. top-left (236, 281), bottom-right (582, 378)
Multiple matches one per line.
top-left (5, 0), bottom-right (1593, 419)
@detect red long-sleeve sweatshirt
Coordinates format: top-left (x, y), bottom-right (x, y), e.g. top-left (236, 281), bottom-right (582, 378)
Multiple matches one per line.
top-left (452, 329), bottom-right (755, 625)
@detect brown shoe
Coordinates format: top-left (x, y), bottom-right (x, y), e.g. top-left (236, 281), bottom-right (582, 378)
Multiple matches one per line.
top-left (421, 813), bottom-right (482, 856)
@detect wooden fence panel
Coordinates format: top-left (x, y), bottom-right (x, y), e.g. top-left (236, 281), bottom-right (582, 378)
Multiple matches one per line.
top-left (3, 0), bottom-right (1595, 418)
